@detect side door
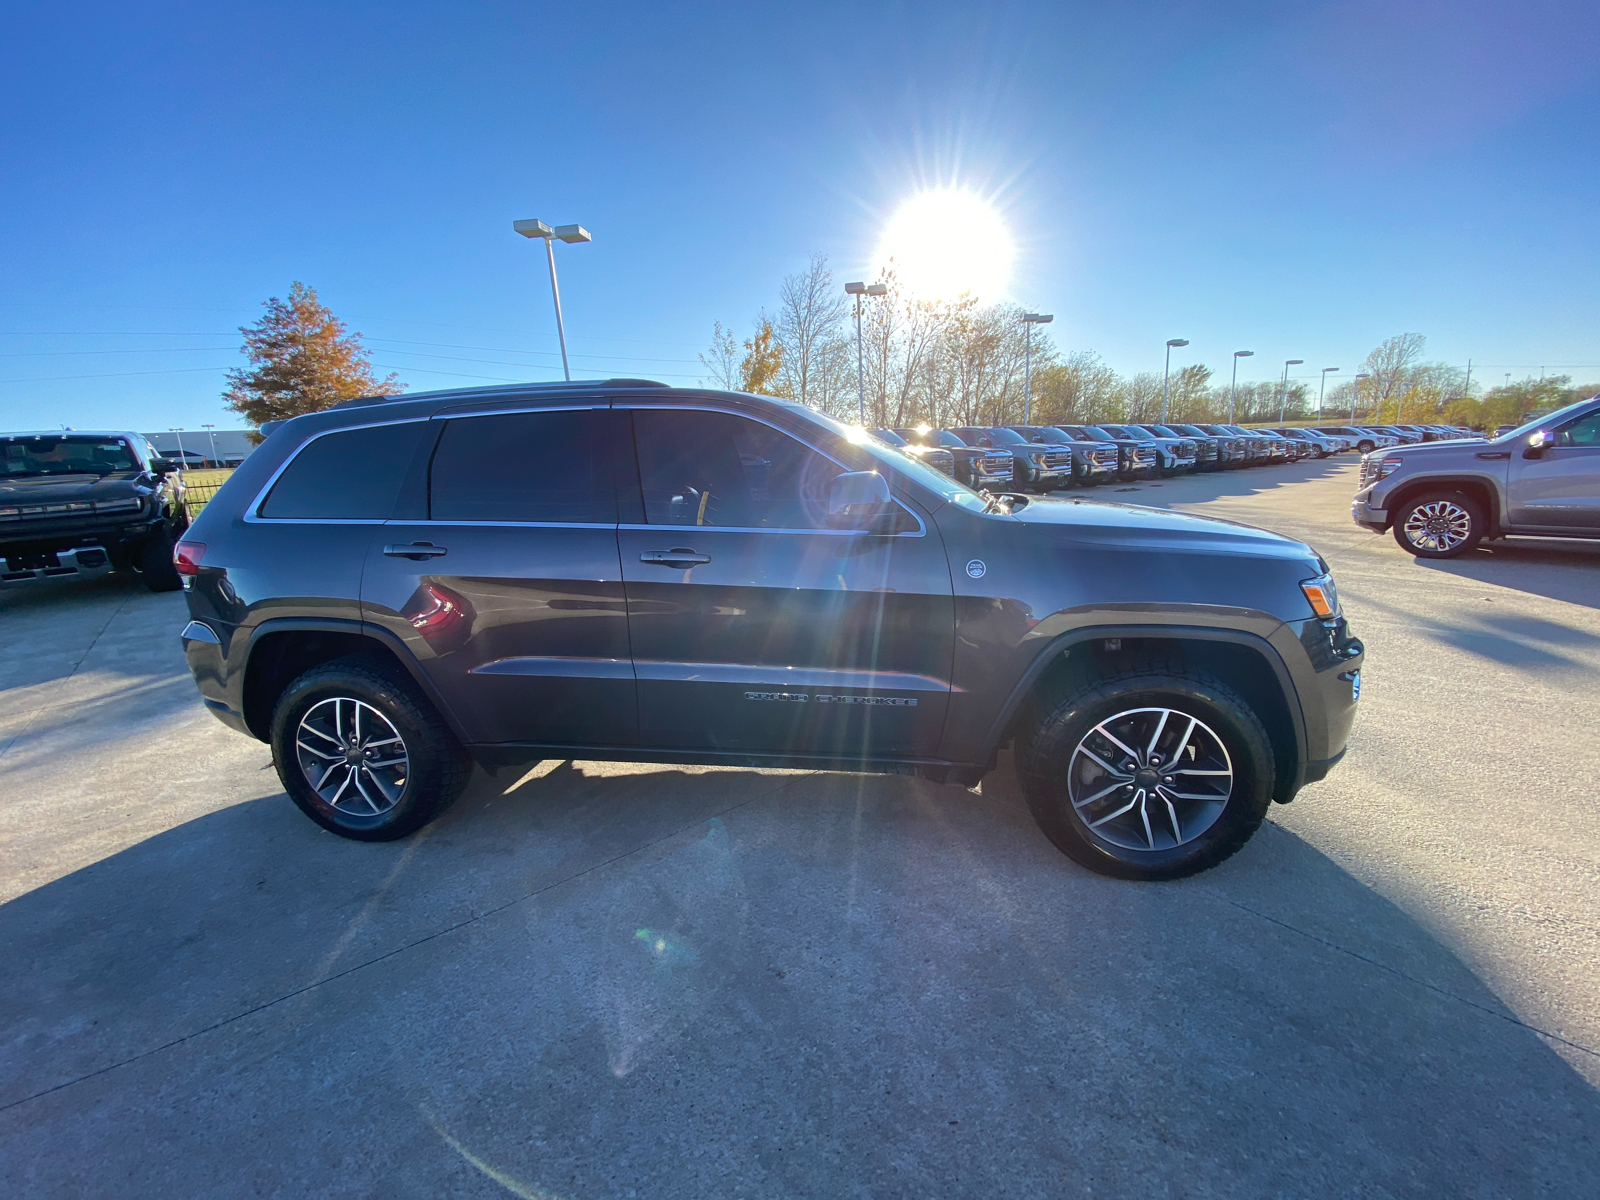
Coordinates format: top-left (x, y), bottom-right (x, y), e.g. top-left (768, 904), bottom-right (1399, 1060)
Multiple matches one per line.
top-left (617, 406), bottom-right (955, 761)
top-left (361, 406), bottom-right (637, 747)
top-left (1507, 409), bottom-right (1600, 531)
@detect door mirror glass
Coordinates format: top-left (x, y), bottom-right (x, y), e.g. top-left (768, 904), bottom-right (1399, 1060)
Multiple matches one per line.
top-left (827, 471), bottom-right (895, 530)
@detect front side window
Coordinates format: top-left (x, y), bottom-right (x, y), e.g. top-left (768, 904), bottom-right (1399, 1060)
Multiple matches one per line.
top-left (632, 409), bottom-right (845, 529)
top-left (259, 423), bottom-right (429, 520)
top-left (430, 410), bottom-right (616, 523)
top-left (1556, 411), bottom-right (1600, 447)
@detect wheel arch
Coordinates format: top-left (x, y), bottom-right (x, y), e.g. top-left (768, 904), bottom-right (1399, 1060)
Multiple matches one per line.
top-left (1383, 476), bottom-right (1499, 534)
top-left (987, 626), bottom-right (1307, 804)
top-left (240, 619), bottom-right (468, 744)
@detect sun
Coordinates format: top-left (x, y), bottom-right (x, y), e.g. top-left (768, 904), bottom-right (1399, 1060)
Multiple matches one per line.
top-left (873, 189), bottom-right (1015, 302)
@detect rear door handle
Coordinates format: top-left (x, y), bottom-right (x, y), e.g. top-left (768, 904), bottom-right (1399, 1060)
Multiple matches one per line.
top-left (640, 548), bottom-right (712, 568)
top-left (384, 542), bottom-right (448, 560)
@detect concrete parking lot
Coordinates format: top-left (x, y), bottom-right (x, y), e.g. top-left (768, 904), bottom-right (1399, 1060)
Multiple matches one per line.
top-left (3, 457), bottom-right (1597, 1198)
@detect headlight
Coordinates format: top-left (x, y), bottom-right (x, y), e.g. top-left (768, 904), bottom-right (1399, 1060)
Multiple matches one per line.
top-left (1300, 573), bottom-right (1341, 618)
top-left (1375, 456), bottom-right (1404, 478)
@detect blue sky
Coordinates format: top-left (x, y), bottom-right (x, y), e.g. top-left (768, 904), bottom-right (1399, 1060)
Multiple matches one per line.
top-left (2, 0), bottom-right (1597, 431)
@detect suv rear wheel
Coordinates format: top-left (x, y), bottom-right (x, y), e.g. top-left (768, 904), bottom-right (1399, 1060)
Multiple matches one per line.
top-left (270, 657), bottom-right (472, 841)
top-left (138, 529), bottom-right (182, 592)
top-left (1392, 491), bottom-right (1484, 559)
top-left (1016, 667), bottom-right (1275, 880)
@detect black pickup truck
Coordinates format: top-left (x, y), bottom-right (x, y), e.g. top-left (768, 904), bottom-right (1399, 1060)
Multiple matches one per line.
top-left (0, 431), bottom-right (187, 591)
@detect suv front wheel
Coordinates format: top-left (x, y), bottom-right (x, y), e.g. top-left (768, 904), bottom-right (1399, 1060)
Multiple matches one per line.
top-left (270, 657), bottom-right (472, 841)
top-left (1016, 667), bottom-right (1275, 880)
top-left (1392, 491), bottom-right (1484, 559)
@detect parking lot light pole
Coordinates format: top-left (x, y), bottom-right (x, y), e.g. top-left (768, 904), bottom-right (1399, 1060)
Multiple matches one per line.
top-left (1160, 339), bottom-right (1189, 424)
top-left (1230, 350), bottom-right (1254, 424)
top-left (1022, 313), bottom-right (1053, 424)
top-left (1351, 373), bottom-right (1370, 421)
top-left (1278, 359), bottom-right (1303, 425)
top-left (1317, 368), bottom-right (1340, 424)
top-left (514, 218), bottom-right (592, 381)
top-left (845, 281), bottom-right (887, 423)
top-left (168, 428), bottom-right (188, 464)
top-left (201, 424), bottom-right (218, 466)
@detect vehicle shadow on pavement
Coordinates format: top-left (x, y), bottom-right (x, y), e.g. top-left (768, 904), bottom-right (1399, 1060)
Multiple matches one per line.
top-left (2, 758), bottom-right (1597, 1196)
top-left (1416, 539), bottom-right (1600, 610)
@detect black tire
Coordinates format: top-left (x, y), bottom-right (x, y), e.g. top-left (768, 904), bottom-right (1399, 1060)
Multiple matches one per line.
top-left (1391, 491), bottom-right (1485, 559)
top-left (138, 529), bottom-right (182, 592)
top-left (1357, 440), bottom-right (1375, 454)
top-left (270, 657), bottom-right (472, 841)
top-left (1016, 666), bottom-right (1275, 880)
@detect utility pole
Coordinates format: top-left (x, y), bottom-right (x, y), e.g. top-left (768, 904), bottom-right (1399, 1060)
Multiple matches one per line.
top-left (1161, 339), bottom-right (1189, 424)
top-left (1230, 350), bottom-right (1254, 424)
top-left (1278, 360), bottom-right (1303, 426)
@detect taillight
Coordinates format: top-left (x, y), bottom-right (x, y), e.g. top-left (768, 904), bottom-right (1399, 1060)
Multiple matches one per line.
top-left (174, 540), bottom-right (206, 576)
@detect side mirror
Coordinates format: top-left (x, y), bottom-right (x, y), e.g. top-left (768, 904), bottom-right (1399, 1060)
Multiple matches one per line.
top-left (827, 471), bottom-right (896, 530)
top-left (150, 457), bottom-right (179, 474)
top-left (1524, 431), bottom-right (1548, 460)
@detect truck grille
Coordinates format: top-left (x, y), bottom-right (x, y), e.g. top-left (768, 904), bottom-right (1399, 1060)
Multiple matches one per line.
top-left (0, 497), bottom-right (142, 523)
top-left (1093, 448), bottom-right (1118, 466)
top-left (1042, 452), bottom-right (1072, 468)
top-left (980, 455), bottom-right (1012, 477)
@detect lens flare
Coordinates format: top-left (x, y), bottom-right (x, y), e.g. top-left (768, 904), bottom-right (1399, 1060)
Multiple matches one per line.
top-left (874, 189), bottom-right (1015, 302)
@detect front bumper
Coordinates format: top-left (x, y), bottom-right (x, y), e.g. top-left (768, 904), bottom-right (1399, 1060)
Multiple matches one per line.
top-left (1351, 494), bottom-right (1388, 530)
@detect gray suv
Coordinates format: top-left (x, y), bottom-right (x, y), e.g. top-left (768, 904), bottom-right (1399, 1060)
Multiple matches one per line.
top-left (1352, 396), bottom-right (1600, 557)
top-left (177, 381), bottom-right (1362, 881)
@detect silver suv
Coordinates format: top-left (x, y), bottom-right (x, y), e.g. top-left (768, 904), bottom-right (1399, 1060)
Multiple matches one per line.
top-left (1352, 396), bottom-right (1600, 557)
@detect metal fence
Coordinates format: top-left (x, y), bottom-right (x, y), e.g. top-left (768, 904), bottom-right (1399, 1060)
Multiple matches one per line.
top-left (181, 468), bottom-right (234, 518)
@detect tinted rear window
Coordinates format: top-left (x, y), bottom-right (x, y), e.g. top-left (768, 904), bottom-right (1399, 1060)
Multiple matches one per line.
top-left (259, 422), bottom-right (428, 520)
top-left (430, 410), bottom-right (616, 523)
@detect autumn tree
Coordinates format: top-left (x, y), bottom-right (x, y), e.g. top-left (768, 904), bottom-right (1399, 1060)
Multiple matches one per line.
top-left (699, 321), bottom-right (740, 389)
top-left (739, 317), bottom-right (783, 394)
top-left (224, 283), bottom-right (401, 439)
top-left (773, 255), bottom-right (849, 407)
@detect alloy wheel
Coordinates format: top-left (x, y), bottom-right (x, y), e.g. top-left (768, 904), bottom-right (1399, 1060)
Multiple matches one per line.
top-left (1402, 499), bottom-right (1473, 553)
top-left (1067, 706), bottom-right (1233, 852)
top-left (295, 697), bottom-right (410, 815)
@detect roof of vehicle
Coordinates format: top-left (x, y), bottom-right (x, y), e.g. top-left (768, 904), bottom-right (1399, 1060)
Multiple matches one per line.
top-left (327, 378), bottom-right (670, 412)
top-left (0, 430), bottom-right (145, 439)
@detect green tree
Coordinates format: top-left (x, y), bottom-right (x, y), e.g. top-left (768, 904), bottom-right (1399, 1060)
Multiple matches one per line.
top-left (224, 283), bottom-right (401, 439)
top-left (740, 317), bottom-right (784, 395)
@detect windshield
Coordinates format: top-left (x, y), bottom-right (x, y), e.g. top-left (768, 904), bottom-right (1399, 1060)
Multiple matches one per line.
top-left (0, 435), bottom-right (137, 477)
top-left (799, 409), bottom-right (984, 506)
top-left (985, 427), bottom-right (1029, 445)
top-left (873, 428), bottom-right (909, 446)
top-left (1171, 425), bottom-right (1206, 437)
top-left (1070, 426), bottom-right (1115, 443)
top-left (1038, 427), bottom-right (1078, 442)
top-left (1098, 425), bottom-right (1138, 441)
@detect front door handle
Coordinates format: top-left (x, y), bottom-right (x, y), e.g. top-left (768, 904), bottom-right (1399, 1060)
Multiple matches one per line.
top-left (384, 542), bottom-right (448, 560)
top-left (1475, 451), bottom-right (1511, 460)
top-left (640, 548), bottom-right (712, 568)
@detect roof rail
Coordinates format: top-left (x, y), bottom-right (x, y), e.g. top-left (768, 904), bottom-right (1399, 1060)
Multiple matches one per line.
top-left (328, 378), bottom-right (670, 412)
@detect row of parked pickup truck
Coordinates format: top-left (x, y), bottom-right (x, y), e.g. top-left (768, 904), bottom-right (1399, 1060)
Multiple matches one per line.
top-left (874, 420), bottom-right (1476, 491)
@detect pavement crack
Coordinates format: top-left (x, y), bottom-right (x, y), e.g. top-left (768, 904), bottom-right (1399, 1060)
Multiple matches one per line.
top-left (1226, 897), bottom-right (1600, 1060)
top-left (0, 776), bottom-right (800, 1115)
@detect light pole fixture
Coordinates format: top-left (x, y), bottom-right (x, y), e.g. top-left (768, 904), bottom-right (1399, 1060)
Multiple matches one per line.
top-left (514, 218), bottom-right (592, 381)
top-left (1021, 313), bottom-right (1053, 423)
top-left (1160, 338), bottom-right (1189, 423)
top-left (201, 423), bottom-right (218, 466)
top-left (1229, 351), bottom-right (1255, 425)
top-left (1317, 368), bottom-right (1340, 424)
top-left (845, 281), bottom-right (888, 423)
top-left (1278, 359), bottom-right (1304, 425)
top-left (1351, 373), bottom-right (1371, 421)
top-left (168, 427), bottom-right (188, 464)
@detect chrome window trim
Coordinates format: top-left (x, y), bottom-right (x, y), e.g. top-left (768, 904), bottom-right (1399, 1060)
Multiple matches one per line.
top-left (244, 416), bottom-right (432, 524)
top-left (619, 402), bottom-right (927, 537)
top-left (632, 660), bottom-right (956, 692)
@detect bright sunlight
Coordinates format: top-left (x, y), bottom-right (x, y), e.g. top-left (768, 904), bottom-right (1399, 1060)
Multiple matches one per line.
top-left (873, 189), bottom-right (1015, 302)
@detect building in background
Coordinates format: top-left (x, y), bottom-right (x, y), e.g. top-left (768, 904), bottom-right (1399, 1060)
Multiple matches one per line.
top-left (142, 429), bottom-right (257, 468)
